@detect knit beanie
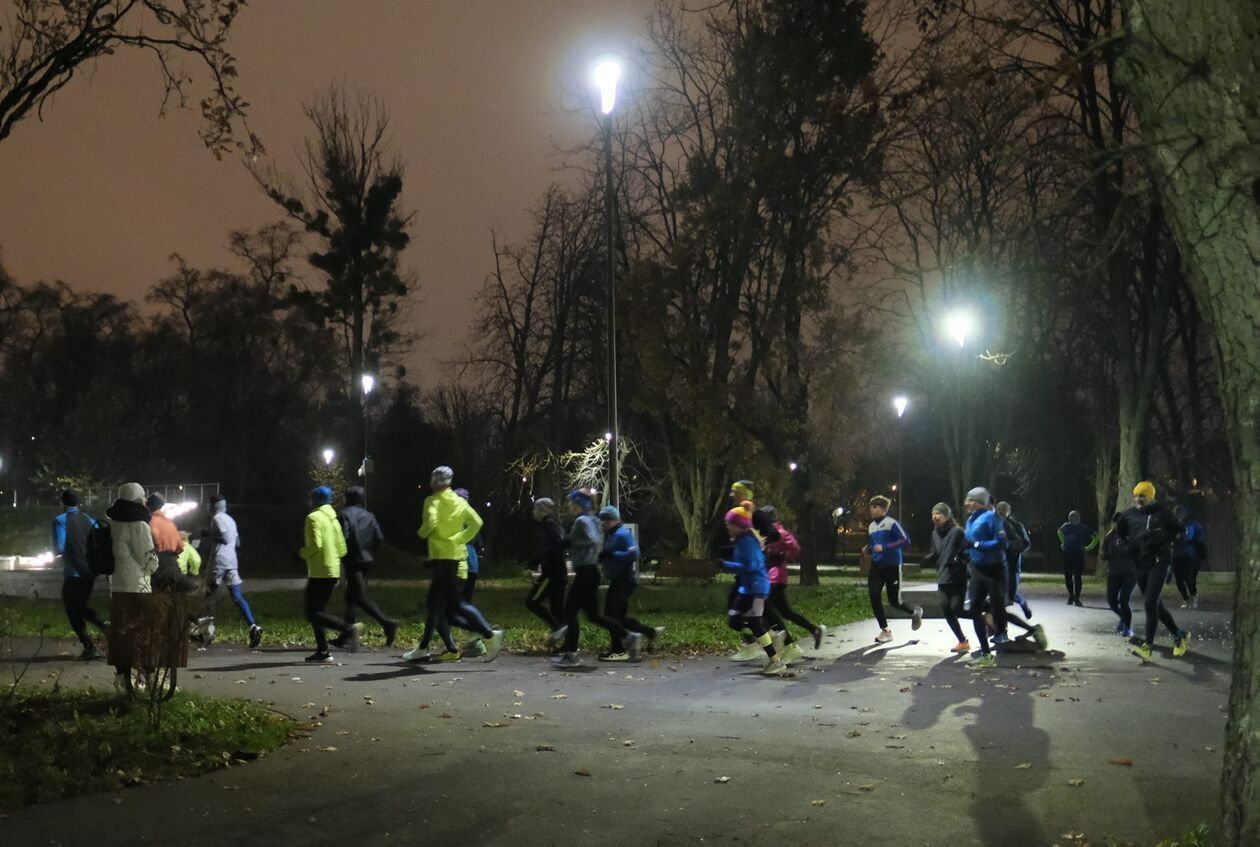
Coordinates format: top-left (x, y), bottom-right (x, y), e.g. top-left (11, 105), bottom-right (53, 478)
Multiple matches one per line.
top-left (931, 502), bottom-right (952, 518)
top-left (725, 501), bottom-right (754, 529)
top-left (965, 487), bottom-right (991, 505)
top-left (533, 497), bottom-right (556, 515)
top-left (311, 486), bottom-right (333, 505)
top-left (119, 482), bottom-right (146, 504)
top-left (431, 466), bottom-right (455, 487)
top-left (146, 493), bottom-right (166, 512)
top-left (1133, 480), bottom-right (1156, 499)
top-left (568, 489), bottom-right (594, 510)
top-left (729, 480), bottom-right (755, 501)
top-left (599, 505), bottom-right (621, 522)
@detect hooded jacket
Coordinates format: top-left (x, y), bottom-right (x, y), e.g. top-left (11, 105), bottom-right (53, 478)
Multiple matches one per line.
top-left (720, 531), bottom-right (770, 597)
top-left (303, 503), bottom-right (348, 579)
top-left (1173, 521), bottom-right (1206, 561)
top-left (1117, 501), bottom-right (1180, 568)
top-left (340, 504), bottom-right (385, 567)
top-left (965, 508), bottom-right (1008, 569)
top-left (765, 523), bottom-right (800, 585)
top-left (1058, 521), bottom-right (1098, 553)
top-left (418, 488), bottom-right (483, 566)
top-left (1101, 529), bottom-right (1134, 578)
top-left (569, 513), bottom-right (603, 568)
top-left (600, 522), bottom-right (640, 584)
top-left (930, 522), bottom-right (968, 585)
top-left (107, 499), bottom-right (157, 594)
top-left (52, 507), bottom-right (97, 578)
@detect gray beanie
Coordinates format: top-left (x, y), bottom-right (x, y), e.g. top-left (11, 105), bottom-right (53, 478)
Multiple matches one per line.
top-left (430, 466), bottom-right (454, 487)
top-left (931, 502), bottom-right (952, 517)
top-left (119, 482), bottom-right (146, 504)
top-left (533, 497), bottom-right (556, 514)
top-left (965, 487), bottom-right (991, 505)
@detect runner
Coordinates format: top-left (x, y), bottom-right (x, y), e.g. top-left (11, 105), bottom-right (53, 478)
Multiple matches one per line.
top-left (51, 489), bottom-right (105, 660)
top-left (336, 486), bottom-right (398, 648)
top-left (927, 502), bottom-right (969, 654)
top-left (759, 505), bottom-right (824, 663)
top-left (995, 501), bottom-right (1048, 650)
top-left (1101, 512), bottom-right (1136, 637)
top-left (717, 501), bottom-right (785, 675)
top-left (202, 494), bottom-right (263, 648)
top-left (1118, 481), bottom-right (1189, 662)
top-left (598, 505), bottom-right (662, 661)
top-left (524, 498), bottom-right (569, 647)
top-left (300, 486), bottom-right (359, 664)
top-left (1171, 504), bottom-right (1205, 609)
top-left (963, 487), bottom-right (1007, 669)
top-left (1057, 510), bottom-right (1098, 606)
top-left (862, 495), bottom-right (922, 643)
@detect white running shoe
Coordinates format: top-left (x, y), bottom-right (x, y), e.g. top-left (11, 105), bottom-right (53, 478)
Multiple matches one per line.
top-left (781, 642), bottom-right (804, 664)
top-left (482, 628), bottom-right (505, 663)
top-left (761, 656), bottom-right (787, 676)
top-left (552, 652), bottom-right (581, 668)
top-left (911, 606), bottom-right (924, 631)
top-left (875, 629), bottom-right (893, 644)
top-left (402, 645), bottom-right (428, 663)
top-left (730, 642), bottom-right (764, 662)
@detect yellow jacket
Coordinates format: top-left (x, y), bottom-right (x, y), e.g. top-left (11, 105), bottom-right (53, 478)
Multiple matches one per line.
top-left (302, 503), bottom-right (347, 579)
top-left (178, 542), bottom-right (202, 576)
top-left (418, 489), bottom-right (483, 578)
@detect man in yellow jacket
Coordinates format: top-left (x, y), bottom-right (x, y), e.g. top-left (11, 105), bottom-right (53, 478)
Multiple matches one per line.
top-left (301, 486), bottom-right (359, 663)
top-left (404, 466), bottom-right (504, 663)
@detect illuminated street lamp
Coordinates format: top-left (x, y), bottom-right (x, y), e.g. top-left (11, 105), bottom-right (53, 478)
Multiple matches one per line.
top-left (322, 448), bottom-right (335, 466)
top-left (944, 309), bottom-right (976, 349)
top-left (593, 56), bottom-right (622, 508)
top-left (360, 373), bottom-right (375, 504)
top-left (892, 395), bottom-right (910, 524)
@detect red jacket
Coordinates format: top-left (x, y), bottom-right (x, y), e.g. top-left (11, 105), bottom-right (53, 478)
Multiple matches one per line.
top-left (765, 522), bottom-right (800, 585)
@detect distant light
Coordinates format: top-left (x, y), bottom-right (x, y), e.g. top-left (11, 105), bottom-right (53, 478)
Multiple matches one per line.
top-left (592, 58), bottom-right (622, 115)
top-left (361, 373), bottom-right (376, 396)
top-left (521, 476), bottom-right (528, 483)
top-left (789, 461), bottom-right (799, 472)
top-left (893, 396), bottom-right (909, 418)
top-left (322, 448), bottom-right (335, 465)
top-left (944, 309), bottom-right (976, 348)
top-left (604, 431), bottom-right (613, 442)
top-left (485, 501), bottom-right (492, 509)
top-left (891, 484), bottom-right (898, 492)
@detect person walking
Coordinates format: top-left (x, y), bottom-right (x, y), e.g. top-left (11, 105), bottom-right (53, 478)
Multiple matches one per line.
top-left (1101, 512), bottom-right (1137, 637)
top-left (524, 497), bottom-right (569, 645)
top-left (202, 494), bottom-right (263, 648)
top-left (759, 505), bottom-right (825, 662)
top-left (717, 502), bottom-right (786, 675)
top-left (963, 487), bottom-right (1008, 668)
top-left (106, 483), bottom-right (159, 691)
top-left (300, 486), bottom-right (359, 663)
top-left (335, 486), bottom-right (397, 648)
top-left (597, 505), bottom-right (661, 661)
top-left (1171, 504), bottom-right (1206, 609)
top-left (1057, 511), bottom-right (1098, 606)
top-left (552, 490), bottom-right (640, 668)
top-left (1118, 481), bottom-right (1189, 662)
top-left (862, 495), bottom-right (922, 644)
top-left (52, 489), bottom-right (105, 660)
top-left (927, 503), bottom-right (969, 655)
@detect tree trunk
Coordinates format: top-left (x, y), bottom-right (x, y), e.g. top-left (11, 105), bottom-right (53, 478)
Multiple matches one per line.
top-left (1121, 4), bottom-right (1260, 842)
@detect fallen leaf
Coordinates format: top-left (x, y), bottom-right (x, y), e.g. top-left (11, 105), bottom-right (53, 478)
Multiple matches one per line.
top-left (847, 730), bottom-right (862, 738)
top-left (622, 740), bottom-right (635, 747)
top-left (858, 784), bottom-right (877, 792)
top-left (811, 799), bottom-right (827, 807)
top-left (319, 746), bottom-right (338, 753)
top-left (714, 776), bottom-right (731, 784)
top-left (1067, 778), bottom-right (1085, 787)
top-left (551, 694), bottom-right (567, 700)
top-left (1014, 763), bottom-right (1032, 769)
top-left (483, 721), bottom-right (506, 728)
top-left (334, 731), bottom-right (351, 737)
top-left (513, 690), bottom-right (525, 697)
top-left (536, 744), bottom-right (556, 752)
top-left (574, 768), bottom-right (592, 777)
top-left (603, 704), bottom-right (625, 710)
top-left (418, 703), bottom-right (430, 709)
top-left (1109, 758), bottom-right (1134, 767)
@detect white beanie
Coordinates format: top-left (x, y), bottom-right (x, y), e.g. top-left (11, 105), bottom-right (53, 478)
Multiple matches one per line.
top-left (119, 482), bottom-right (146, 504)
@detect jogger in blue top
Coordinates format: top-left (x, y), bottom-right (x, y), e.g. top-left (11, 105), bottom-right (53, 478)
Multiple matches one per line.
top-left (718, 502), bottom-right (786, 675)
top-left (863, 496), bottom-right (922, 643)
top-left (964, 487), bottom-right (1008, 668)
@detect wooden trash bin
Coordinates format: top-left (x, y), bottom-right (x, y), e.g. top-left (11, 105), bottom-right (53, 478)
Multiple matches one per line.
top-left (107, 592), bottom-right (191, 675)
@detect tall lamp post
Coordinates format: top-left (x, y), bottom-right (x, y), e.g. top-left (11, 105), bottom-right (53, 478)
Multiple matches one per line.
top-left (360, 373), bottom-right (375, 505)
top-left (892, 396), bottom-right (908, 524)
top-left (593, 57), bottom-right (622, 509)
top-left (943, 309), bottom-right (975, 507)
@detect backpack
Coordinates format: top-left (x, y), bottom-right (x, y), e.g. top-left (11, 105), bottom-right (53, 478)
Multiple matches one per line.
top-left (87, 520), bottom-right (115, 576)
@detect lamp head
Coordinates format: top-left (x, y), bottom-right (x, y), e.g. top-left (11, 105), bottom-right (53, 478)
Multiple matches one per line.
top-left (593, 58), bottom-right (622, 115)
top-left (893, 396), bottom-right (908, 418)
top-left (361, 373), bottom-right (375, 395)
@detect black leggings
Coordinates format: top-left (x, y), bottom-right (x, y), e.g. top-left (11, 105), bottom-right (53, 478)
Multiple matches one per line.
top-left (604, 577), bottom-right (655, 652)
top-left (1172, 556), bottom-right (1198, 601)
top-left (462, 572), bottom-right (479, 603)
top-left (727, 592), bottom-right (775, 657)
top-left (937, 582), bottom-right (967, 643)
top-left (1107, 571), bottom-right (1137, 629)
top-left (563, 567), bottom-right (627, 653)
top-left (343, 568), bottom-right (394, 629)
top-left (1063, 550), bottom-right (1085, 600)
top-left (62, 575), bottom-right (106, 649)
top-left (868, 567), bottom-right (914, 629)
top-left (420, 561), bottom-right (493, 652)
top-left (1136, 560), bottom-right (1181, 645)
top-left (305, 578), bottom-right (351, 653)
top-left (769, 583), bottom-right (817, 642)
top-left (525, 564), bottom-right (567, 631)
top-left (968, 565), bottom-right (1007, 654)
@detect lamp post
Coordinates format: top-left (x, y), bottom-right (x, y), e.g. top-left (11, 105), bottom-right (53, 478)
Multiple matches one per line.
top-left (322, 448), bottom-right (335, 466)
top-left (943, 309), bottom-right (976, 507)
top-left (360, 373), bottom-right (375, 505)
top-left (892, 396), bottom-right (908, 524)
top-left (593, 57), bottom-right (622, 509)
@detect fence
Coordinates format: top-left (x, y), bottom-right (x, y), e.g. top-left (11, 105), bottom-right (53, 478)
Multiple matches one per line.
top-left (10, 483), bottom-right (220, 511)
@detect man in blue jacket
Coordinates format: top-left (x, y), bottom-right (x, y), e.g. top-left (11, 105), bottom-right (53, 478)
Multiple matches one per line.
top-left (52, 489), bottom-right (105, 660)
top-left (598, 506), bottom-right (662, 661)
top-left (1171, 504), bottom-right (1205, 609)
top-left (964, 487), bottom-right (1008, 668)
top-left (863, 495), bottom-right (922, 644)
top-left (1058, 511), bottom-right (1099, 606)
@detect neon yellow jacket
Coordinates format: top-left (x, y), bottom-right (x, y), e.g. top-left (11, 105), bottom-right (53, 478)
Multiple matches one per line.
top-left (302, 503), bottom-right (347, 579)
top-left (418, 489), bottom-right (483, 578)
top-left (178, 542), bottom-right (202, 576)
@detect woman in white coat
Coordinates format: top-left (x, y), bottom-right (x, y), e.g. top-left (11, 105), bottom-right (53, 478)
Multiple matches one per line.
top-left (107, 482), bottom-right (158, 689)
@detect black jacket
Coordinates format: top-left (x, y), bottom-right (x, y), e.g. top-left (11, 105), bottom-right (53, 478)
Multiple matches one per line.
top-left (1101, 529), bottom-right (1135, 578)
top-left (340, 504), bottom-right (385, 567)
top-left (533, 516), bottom-right (566, 570)
top-left (1117, 501), bottom-right (1181, 568)
top-left (928, 523), bottom-right (968, 585)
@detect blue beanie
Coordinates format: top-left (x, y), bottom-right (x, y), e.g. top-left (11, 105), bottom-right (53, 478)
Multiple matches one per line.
top-left (311, 486), bottom-right (333, 504)
top-left (568, 489), bottom-right (594, 510)
top-left (598, 505), bottom-right (621, 522)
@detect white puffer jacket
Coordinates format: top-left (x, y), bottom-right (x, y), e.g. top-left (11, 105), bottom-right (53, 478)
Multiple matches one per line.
top-left (107, 499), bottom-right (158, 594)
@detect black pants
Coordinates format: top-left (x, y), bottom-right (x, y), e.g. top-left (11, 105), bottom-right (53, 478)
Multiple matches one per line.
top-left (968, 565), bottom-right (1007, 654)
top-left (62, 574), bottom-right (106, 649)
top-left (525, 563), bottom-right (567, 631)
top-left (421, 561), bottom-right (493, 652)
top-left (447, 577), bottom-right (493, 639)
top-left (1063, 550), bottom-right (1085, 600)
top-left (769, 583), bottom-right (817, 642)
top-left (305, 578), bottom-right (351, 653)
top-left (563, 567), bottom-right (627, 653)
top-left (868, 566), bottom-right (914, 630)
top-left (937, 582), bottom-right (967, 643)
top-left (604, 577), bottom-right (655, 652)
top-left (727, 592), bottom-right (773, 656)
top-left (1172, 555), bottom-right (1198, 601)
top-left (1136, 560), bottom-right (1181, 645)
top-left (343, 567), bottom-right (394, 629)
top-left (1107, 571), bottom-right (1137, 629)
top-left (462, 572), bottom-right (479, 602)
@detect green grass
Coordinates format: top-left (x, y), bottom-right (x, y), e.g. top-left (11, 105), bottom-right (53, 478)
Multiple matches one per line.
top-left (0, 576), bottom-right (872, 655)
top-left (0, 685), bottom-right (296, 811)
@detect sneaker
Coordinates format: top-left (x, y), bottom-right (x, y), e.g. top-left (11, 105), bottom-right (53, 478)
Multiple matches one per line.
top-left (1173, 631), bottom-right (1190, 658)
top-left (552, 652), bottom-right (581, 668)
top-left (972, 653), bottom-right (997, 669)
top-left (761, 656), bottom-right (787, 676)
top-left (874, 629), bottom-right (893, 644)
top-left (911, 606), bottom-right (924, 631)
top-left (771, 630), bottom-right (787, 655)
top-left (1132, 643), bottom-right (1153, 662)
top-left (649, 626), bottom-right (666, 649)
top-left (78, 646), bottom-right (101, 661)
top-left (1122, 627), bottom-right (1135, 639)
top-left (345, 623), bottom-right (364, 653)
top-left (1032, 625), bottom-right (1049, 651)
top-left (950, 640), bottom-right (971, 654)
top-left (548, 626), bottom-right (568, 648)
top-left (1115, 620), bottom-right (1125, 634)
top-left (304, 652), bottom-right (334, 664)
top-left (461, 639), bottom-right (487, 658)
top-left (432, 650), bottom-right (462, 663)
top-left (599, 651), bottom-right (630, 662)
top-left (383, 621), bottom-right (399, 648)
top-left (625, 632), bottom-right (644, 662)
top-left (248, 625), bottom-right (264, 649)
top-left (483, 628), bottom-right (506, 663)
top-left (992, 632), bottom-right (1011, 645)
top-left (1191, 596), bottom-right (1200, 609)
top-left (730, 642), bottom-right (764, 662)
top-left (1073, 598), bottom-right (1084, 607)
top-left (1019, 600), bottom-right (1032, 619)
top-left (781, 642), bottom-right (804, 664)
top-left (1179, 601), bottom-right (1189, 609)
top-left (1066, 597), bottom-right (1075, 605)
top-left (402, 645), bottom-right (429, 663)
top-left (812, 625), bottom-right (826, 650)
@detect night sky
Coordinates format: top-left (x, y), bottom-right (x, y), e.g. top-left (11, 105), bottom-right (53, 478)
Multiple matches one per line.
top-left (0, 0), bottom-right (655, 383)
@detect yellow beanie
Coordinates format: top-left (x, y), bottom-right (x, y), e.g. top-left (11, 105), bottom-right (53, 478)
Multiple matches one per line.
top-left (1133, 480), bottom-right (1156, 499)
top-left (730, 480), bottom-right (755, 501)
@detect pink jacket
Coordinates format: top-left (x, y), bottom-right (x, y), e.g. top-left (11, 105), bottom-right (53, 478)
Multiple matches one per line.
top-left (765, 523), bottom-right (800, 585)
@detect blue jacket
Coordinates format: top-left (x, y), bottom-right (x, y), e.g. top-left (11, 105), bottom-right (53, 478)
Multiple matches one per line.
top-left (1058, 522), bottom-right (1098, 553)
top-left (867, 516), bottom-right (910, 567)
top-left (720, 532), bottom-right (770, 597)
top-left (1174, 521), bottom-right (1205, 560)
top-left (53, 507), bottom-right (97, 578)
top-left (466, 541), bottom-right (480, 574)
top-left (965, 509), bottom-right (1008, 568)
top-left (600, 523), bottom-right (639, 584)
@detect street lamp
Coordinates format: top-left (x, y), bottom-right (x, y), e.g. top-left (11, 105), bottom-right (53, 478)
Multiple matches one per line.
top-left (360, 373), bottom-right (375, 505)
top-left (892, 395), bottom-right (909, 524)
top-left (943, 309), bottom-right (976, 349)
top-left (322, 448), bottom-right (335, 466)
top-left (593, 56), bottom-right (622, 508)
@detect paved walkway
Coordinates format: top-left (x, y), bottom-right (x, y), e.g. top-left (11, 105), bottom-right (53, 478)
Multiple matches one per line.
top-left (0, 585), bottom-right (1232, 846)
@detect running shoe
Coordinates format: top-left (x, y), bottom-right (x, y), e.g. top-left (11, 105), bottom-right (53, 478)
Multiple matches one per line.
top-left (248, 625), bottom-right (264, 649)
top-left (402, 645), bottom-right (429, 663)
top-left (1122, 627), bottom-right (1135, 639)
top-left (1019, 600), bottom-right (1032, 619)
top-left (812, 625), bottom-right (827, 650)
top-left (1066, 597), bottom-right (1075, 605)
top-left (552, 652), bottom-right (581, 668)
top-left (761, 656), bottom-right (788, 676)
top-left (599, 651), bottom-right (630, 662)
top-left (992, 632), bottom-right (1011, 645)
top-left (1132, 642), bottom-right (1153, 662)
top-left (1032, 625), bottom-right (1049, 651)
top-left (1191, 596), bottom-right (1200, 609)
top-left (649, 626), bottom-right (666, 649)
top-left (1173, 631), bottom-right (1190, 658)
top-left (730, 642), bottom-right (764, 662)
top-left (771, 629), bottom-right (787, 654)
top-left (626, 632), bottom-right (644, 662)
top-left (950, 640), bottom-right (971, 654)
top-left (911, 607), bottom-right (924, 631)
top-left (304, 652), bottom-right (334, 664)
top-left (483, 628), bottom-right (506, 663)
top-left (461, 639), bottom-right (487, 658)
top-left (1179, 601), bottom-right (1189, 609)
top-left (972, 653), bottom-right (997, 669)
top-left (78, 646), bottom-right (101, 661)
top-left (432, 650), bottom-right (462, 663)
top-left (1073, 598), bottom-right (1084, 607)
top-left (383, 621), bottom-right (399, 648)
top-left (548, 626), bottom-right (568, 648)
top-left (781, 642), bottom-right (804, 664)
top-left (874, 629), bottom-right (893, 644)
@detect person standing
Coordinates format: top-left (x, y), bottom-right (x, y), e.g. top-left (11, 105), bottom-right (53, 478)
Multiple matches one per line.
top-left (106, 483), bottom-right (159, 691)
top-left (1172, 504), bottom-right (1206, 609)
top-left (963, 487), bottom-right (1007, 669)
top-left (1101, 512), bottom-right (1137, 637)
top-left (717, 502), bottom-right (785, 675)
top-left (759, 505), bottom-right (824, 662)
top-left (1057, 510), bottom-right (1098, 606)
top-left (862, 495), bottom-right (922, 644)
top-left (300, 486), bottom-right (359, 663)
top-left (524, 497), bottom-right (569, 645)
top-left (52, 489), bottom-right (105, 660)
top-left (553, 489), bottom-right (640, 668)
top-left (1118, 481), bottom-right (1189, 662)
top-left (336, 486), bottom-right (398, 648)
top-left (928, 503), bottom-right (969, 655)
top-left (598, 505), bottom-right (661, 661)
top-left (202, 494), bottom-right (263, 648)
